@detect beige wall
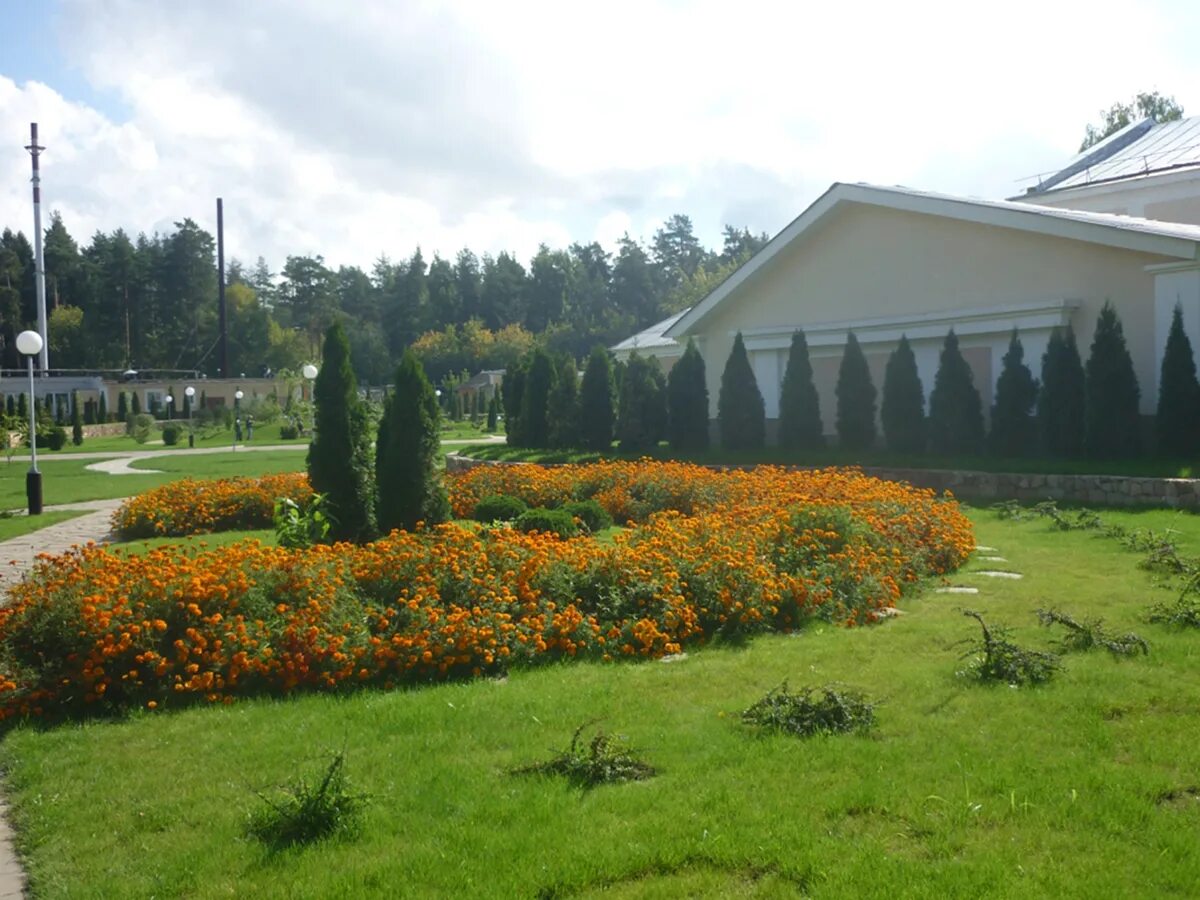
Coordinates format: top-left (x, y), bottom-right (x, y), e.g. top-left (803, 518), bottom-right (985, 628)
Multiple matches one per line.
top-left (1030, 170), bottom-right (1200, 227)
top-left (691, 203), bottom-right (1178, 431)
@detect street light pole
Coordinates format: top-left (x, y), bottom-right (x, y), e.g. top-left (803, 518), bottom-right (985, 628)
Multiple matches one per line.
top-left (185, 386), bottom-right (195, 447)
top-left (232, 389), bottom-right (243, 451)
top-left (16, 330), bottom-right (44, 514)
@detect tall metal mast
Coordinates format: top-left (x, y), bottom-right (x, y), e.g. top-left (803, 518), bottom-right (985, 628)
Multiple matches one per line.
top-left (24, 123), bottom-right (49, 372)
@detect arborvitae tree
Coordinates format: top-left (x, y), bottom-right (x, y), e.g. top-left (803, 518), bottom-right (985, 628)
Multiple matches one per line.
top-left (375, 349), bottom-right (449, 534)
top-left (1038, 326), bottom-right (1086, 458)
top-left (579, 345), bottom-right (616, 451)
top-left (989, 329), bottom-right (1038, 457)
top-left (777, 330), bottom-right (824, 451)
top-left (927, 329), bottom-right (984, 455)
top-left (131, 392), bottom-right (141, 416)
top-left (1084, 303), bottom-right (1141, 459)
top-left (502, 359), bottom-right (527, 446)
top-left (307, 321), bottom-right (377, 543)
top-left (617, 351), bottom-right (667, 452)
top-left (83, 399), bottom-right (95, 425)
top-left (880, 334), bottom-right (925, 454)
top-left (1155, 303), bottom-right (1200, 457)
top-left (99, 391), bottom-right (108, 423)
top-left (718, 332), bottom-right (765, 451)
top-left (547, 354), bottom-right (580, 449)
top-left (5, 395), bottom-right (13, 417)
top-left (835, 331), bottom-right (876, 451)
top-left (520, 348), bottom-right (555, 449)
top-left (667, 338), bottom-right (709, 452)
top-left (470, 390), bottom-right (481, 425)
top-left (71, 390), bottom-right (83, 446)
top-left (54, 401), bottom-right (65, 425)
top-left (17, 393), bottom-right (27, 420)
top-left (486, 393), bottom-right (499, 432)
top-left (200, 390), bottom-right (207, 413)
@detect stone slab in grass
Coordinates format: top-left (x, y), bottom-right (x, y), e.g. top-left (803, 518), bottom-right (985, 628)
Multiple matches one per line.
top-left (975, 571), bottom-right (1023, 579)
top-left (935, 586), bottom-right (980, 594)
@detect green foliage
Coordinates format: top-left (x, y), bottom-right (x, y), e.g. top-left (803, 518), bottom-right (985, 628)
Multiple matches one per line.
top-left (1036, 609), bottom-right (1148, 657)
top-left (129, 413), bottom-right (155, 444)
top-left (98, 391), bottom-right (108, 423)
top-left (375, 350), bottom-right (449, 534)
top-left (131, 392), bottom-right (141, 416)
top-left (778, 330), bottom-right (824, 451)
top-left (579, 346), bottom-right (616, 452)
top-left (279, 423), bottom-right (300, 440)
top-left (880, 334), bottom-right (925, 454)
top-left (617, 352), bottom-right (667, 452)
top-left (1079, 90), bottom-right (1184, 151)
top-left (514, 507), bottom-right (579, 539)
top-left (717, 332), bottom-right (765, 451)
top-left (990, 329), bottom-right (1038, 457)
top-left (486, 393), bottom-right (499, 432)
top-left (473, 494), bottom-right (528, 523)
top-left (835, 332), bottom-right (876, 451)
top-left (562, 498), bottom-right (613, 533)
top-left (960, 610), bottom-right (1061, 686)
top-left (46, 426), bottom-right (67, 451)
top-left (70, 390), bottom-right (83, 446)
top-left (116, 392), bottom-right (127, 422)
top-left (1155, 304), bottom-right (1199, 457)
top-left (274, 494), bottom-right (333, 549)
top-left (161, 424), bottom-right (182, 446)
top-left (512, 724), bottom-right (656, 789)
top-left (502, 359), bottom-right (527, 447)
top-left (547, 354), bottom-right (580, 449)
top-left (1147, 582), bottom-right (1200, 629)
top-left (741, 682), bottom-right (876, 737)
top-left (307, 321), bottom-right (377, 543)
top-left (928, 330), bottom-right (984, 455)
top-left (247, 751), bottom-right (367, 851)
top-left (666, 339), bottom-right (709, 452)
top-left (1038, 326), bottom-right (1086, 458)
top-left (519, 349), bottom-right (555, 449)
top-left (1084, 303), bottom-right (1141, 460)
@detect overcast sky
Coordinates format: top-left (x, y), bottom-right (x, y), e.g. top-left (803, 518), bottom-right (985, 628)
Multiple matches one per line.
top-left (2, 0), bottom-right (1199, 274)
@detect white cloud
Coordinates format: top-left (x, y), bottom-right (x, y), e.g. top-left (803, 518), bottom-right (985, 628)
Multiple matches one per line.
top-left (1, 0), bottom-right (1198, 274)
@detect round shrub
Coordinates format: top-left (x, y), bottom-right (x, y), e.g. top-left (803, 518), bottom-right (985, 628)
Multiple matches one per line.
top-left (47, 427), bottom-right (68, 451)
top-left (279, 423), bottom-right (300, 440)
top-left (514, 507), bottom-right (579, 539)
top-left (563, 499), bottom-right (613, 533)
top-left (473, 494), bottom-right (528, 523)
top-left (161, 424), bottom-right (182, 446)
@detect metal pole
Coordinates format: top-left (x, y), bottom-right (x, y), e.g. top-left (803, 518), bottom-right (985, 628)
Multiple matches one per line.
top-left (25, 124), bottom-right (49, 373)
top-left (217, 198), bottom-right (227, 378)
top-left (26, 356), bottom-right (42, 515)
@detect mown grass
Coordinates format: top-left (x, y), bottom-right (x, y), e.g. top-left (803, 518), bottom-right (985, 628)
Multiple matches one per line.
top-left (110, 528), bottom-right (278, 555)
top-left (2, 503), bottom-right (1199, 897)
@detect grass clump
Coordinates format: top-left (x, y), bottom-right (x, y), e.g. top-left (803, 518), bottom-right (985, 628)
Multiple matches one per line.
top-left (960, 610), bottom-right (1061, 685)
top-left (1036, 608), bottom-right (1149, 656)
top-left (473, 494), bottom-right (528, 523)
top-left (246, 751), bottom-right (367, 851)
top-left (513, 723), bottom-right (656, 789)
top-left (740, 682), bottom-right (876, 737)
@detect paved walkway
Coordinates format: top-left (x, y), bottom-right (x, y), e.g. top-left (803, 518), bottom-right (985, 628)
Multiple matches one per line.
top-left (0, 498), bottom-right (124, 592)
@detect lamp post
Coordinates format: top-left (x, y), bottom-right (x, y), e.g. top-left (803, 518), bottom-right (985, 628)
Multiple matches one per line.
top-left (233, 389), bottom-right (244, 451)
top-left (184, 386), bottom-right (195, 447)
top-left (164, 394), bottom-right (173, 421)
top-left (302, 364), bottom-right (317, 434)
top-left (16, 330), bottom-right (43, 515)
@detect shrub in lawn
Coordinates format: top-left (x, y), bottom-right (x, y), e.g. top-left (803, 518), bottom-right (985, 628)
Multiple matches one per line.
top-left (512, 724), bottom-right (655, 789)
top-left (563, 498), bottom-right (613, 533)
top-left (46, 427), bottom-right (67, 451)
top-left (128, 414), bottom-right (155, 445)
top-left (881, 334), bottom-right (925, 454)
top-left (247, 751), bottom-right (367, 851)
top-left (514, 507), bottom-right (578, 538)
top-left (70, 390), bottom-right (83, 446)
top-left (1036, 608), bottom-right (1148, 656)
top-left (1038, 325), bottom-right (1086, 458)
top-left (473, 494), bottom-right (528, 523)
top-left (741, 682), bottom-right (876, 737)
top-left (718, 332), bottom-right (765, 451)
top-left (835, 331), bottom-right (876, 451)
top-left (1085, 302), bottom-right (1141, 460)
top-left (1156, 303), bottom-right (1200, 457)
top-left (279, 422), bottom-right (299, 440)
top-left (161, 424), bottom-right (181, 446)
top-left (960, 610), bottom-right (1061, 685)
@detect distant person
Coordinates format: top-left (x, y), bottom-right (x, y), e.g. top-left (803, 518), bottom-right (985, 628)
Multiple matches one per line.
top-left (234, 417), bottom-right (243, 442)
top-left (246, 415), bottom-right (254, 440)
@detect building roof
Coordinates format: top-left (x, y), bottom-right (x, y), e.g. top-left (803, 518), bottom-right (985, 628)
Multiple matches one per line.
top-left (665, 181), bottom-right (1200, 340)
top-left (1020, 116), bottom-right (1200, 197)
top-left (611, 309), bottom-right (690, 354)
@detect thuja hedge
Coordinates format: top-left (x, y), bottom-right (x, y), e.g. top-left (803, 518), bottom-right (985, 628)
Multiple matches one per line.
top-left (0, 461), bottom-right (970, 719)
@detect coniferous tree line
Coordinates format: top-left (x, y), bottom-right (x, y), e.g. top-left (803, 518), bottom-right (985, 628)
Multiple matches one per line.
top-left (0, 211), bottom-right (767, 386)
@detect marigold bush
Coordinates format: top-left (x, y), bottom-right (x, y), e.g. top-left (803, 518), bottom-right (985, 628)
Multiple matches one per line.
top-left (0, 462), bottom-right (971, 719)
top-left (113, 474), bottom-right (314, 539)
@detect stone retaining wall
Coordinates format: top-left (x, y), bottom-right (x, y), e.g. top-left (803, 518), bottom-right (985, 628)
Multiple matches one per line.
top-left (444, 452), bottom-right (1200, 509)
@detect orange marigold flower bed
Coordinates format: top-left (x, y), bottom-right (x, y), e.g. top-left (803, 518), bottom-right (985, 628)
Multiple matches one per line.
top-left (112, 473), bottom-right (314, 539)
top-left (0, 462), bottom-right (971, 719)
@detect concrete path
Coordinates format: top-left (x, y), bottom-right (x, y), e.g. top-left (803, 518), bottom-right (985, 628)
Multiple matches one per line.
top-left (0, 498), bottom-right (123, 592)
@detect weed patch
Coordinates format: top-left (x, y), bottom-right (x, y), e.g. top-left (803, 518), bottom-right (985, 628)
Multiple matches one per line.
top-left (959, 610), bottom-right (1061, 685)
top-left (740, 682), bottom-right (877, 737)
top-left (246, 751), bottom-right (367, 851)
top-left (512, 723), bottom-right (656, 789)
top-left (1036, 609), bottom-right (1149, 656)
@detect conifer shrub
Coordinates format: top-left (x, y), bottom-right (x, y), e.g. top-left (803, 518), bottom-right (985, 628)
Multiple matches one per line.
top-left (473, 494), bottom-right (528, 523)
top-left (989, 329), bottom-right (1039, 457)
top-left (928, 330), bottom-right (984, 455)
top-left (502, 359), bottom-right (527, 447)
top-left (667, 339), bottom-right (710, 452)
top-left (835, 331), bottom-right (876, 451)
top-left (617, 352), bottom-right (667, 452)
top-left (1038, 325), bottom-right (1086, 458)
top-left (487, 393), bottom-right (499, 432)
top-left (70, 391), bottom-right (83, 446)
top-left (83, 399), bottom-right (95, 426)
top-left (375, 350), bottom-right (449, 534)
top-left (161, 424), bottom-right (181, 446)
top-left (880, 334), bottom-right (925, 454)
top-left (116, 392), bottom-right (128, 423)
top-left (579, 346), bottom-right (616, 452)
top-left (307, 321), bottom-right (377, 543)
top-left (563, 498), bottom-right (613, 533)
top-left (514, 507), bottom-right (579, 539)
top-left (1155, 304), bottom-right (1200, 458)
top-left (99, 391), bottom-right (108, 423)
top-left (778, 330), bottom-right (824, 451)
top-left (718, 332), bottom-right (765, 451)
top-left (46, 427), bottom-right (68, 451)
top-left (520, 348), bottom-right (554, 450)
top-left (1084, 303), bottom-right (1141, 459)
top-left (131, 392), bottom-right (141, 416)
top-left (547, 354), bottom-right (580, 449)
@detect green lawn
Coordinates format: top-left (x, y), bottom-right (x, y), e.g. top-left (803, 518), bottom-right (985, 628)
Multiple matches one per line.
top-left (3, 503), bottom-right (1199, 897)
top-left (110, 528), bottom-right (277, 555)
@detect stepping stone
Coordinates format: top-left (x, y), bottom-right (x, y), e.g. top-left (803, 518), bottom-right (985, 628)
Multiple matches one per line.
top-left (975, 546), bottom-right (997, 552)
top-left (876, 607), bottom-right (905, 617)
top-left (935, 586), bottom-right (979, 594)
top-left (976, 571), bottom-right (1023, 579)
top-left (978, 556), bottom-right (1008, 562)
